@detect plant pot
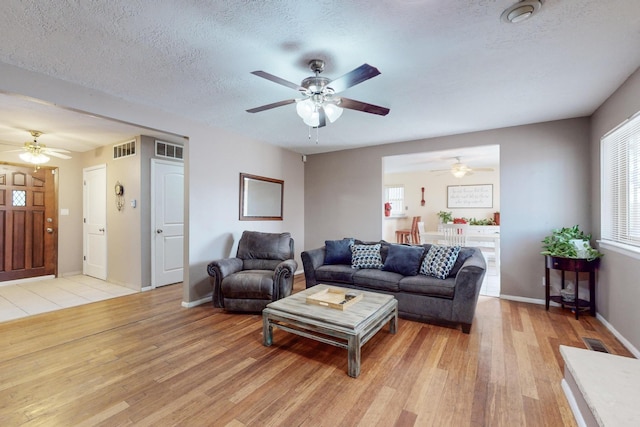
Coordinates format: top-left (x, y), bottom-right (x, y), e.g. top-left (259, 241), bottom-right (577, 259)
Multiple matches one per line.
top-left (570, 239), bottom-right (590, 258)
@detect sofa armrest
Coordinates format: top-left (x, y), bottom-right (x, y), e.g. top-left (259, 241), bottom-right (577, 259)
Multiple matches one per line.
top-left (207, 258), bottom-right (243, 308)
top-left (301, 247), bottom-right (326, 288)
top-left (451, 249), bottom-right (487, 330)
top-left (274, 259), bottom-right (298, 300)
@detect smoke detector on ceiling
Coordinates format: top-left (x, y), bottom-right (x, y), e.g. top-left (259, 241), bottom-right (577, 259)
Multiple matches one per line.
top-left (501, 0), bottom-right (542, 24)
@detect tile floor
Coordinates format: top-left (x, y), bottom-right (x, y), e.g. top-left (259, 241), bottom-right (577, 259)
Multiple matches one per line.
top-left (0, 275), bottom-right (137, 323)
top-left (479, 254), bottom-right (500, 297)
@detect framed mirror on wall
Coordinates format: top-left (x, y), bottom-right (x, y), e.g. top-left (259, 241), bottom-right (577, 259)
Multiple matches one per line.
top-left (239, 173), bottom-right (284, 221)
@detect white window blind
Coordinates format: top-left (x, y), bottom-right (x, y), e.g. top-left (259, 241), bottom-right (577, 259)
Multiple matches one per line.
top-left (601, 111), bottom-right (640, 249)
top-left (385, 185), bottom-right (404, 216)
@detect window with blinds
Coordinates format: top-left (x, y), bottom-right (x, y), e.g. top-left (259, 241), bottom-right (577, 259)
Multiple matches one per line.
top-left (601, 111), bottom-right (640, 251)
top-left (385, 185), bottom-right (405, 217)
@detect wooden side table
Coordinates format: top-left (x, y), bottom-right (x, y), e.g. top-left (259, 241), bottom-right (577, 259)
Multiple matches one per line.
top-left (544, 255), bottom-right (600, 319)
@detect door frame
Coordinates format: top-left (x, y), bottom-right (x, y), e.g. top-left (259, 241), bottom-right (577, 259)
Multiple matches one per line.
top-left (150, 158), bottom-right (184, 288)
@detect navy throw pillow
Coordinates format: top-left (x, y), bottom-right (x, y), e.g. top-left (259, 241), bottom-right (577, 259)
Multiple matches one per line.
top-left (324, 238), bottom-right (354, 265)
top-left (382, 244), bottom-right (425, 276)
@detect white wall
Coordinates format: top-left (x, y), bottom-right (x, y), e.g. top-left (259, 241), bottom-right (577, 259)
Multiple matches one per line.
top-left (305, 118), bottom-right (591, 301)
top-left (0, 61), bottom-right (305, 304)
top-left (590, 67), bottom-right (640, 353)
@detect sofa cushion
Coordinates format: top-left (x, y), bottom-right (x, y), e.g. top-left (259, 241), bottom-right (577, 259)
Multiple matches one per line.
top-left (420, 245), bottom-right (461, 279)
top-left (382, 244), bottom-right (425, 276)
top-left (399, 275), bottom-right (456, 299)
top-left (237, 231), bottom-right (291, 261)
top-left (448, 246), bottom-right (474, 277)
top-left (315, 264), bottom-right (355, 284)
top-left (353, 269), bottom-right (402, 292)
top-left (324, 238), bottom-right (354, 265)
top-left (221, 270), bottom-right (274, 299)
top-left (351, 243), bottom-right (383, 269)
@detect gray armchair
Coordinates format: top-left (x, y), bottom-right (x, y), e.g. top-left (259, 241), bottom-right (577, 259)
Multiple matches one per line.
top-left (207, 231), bottom-right (297, 312)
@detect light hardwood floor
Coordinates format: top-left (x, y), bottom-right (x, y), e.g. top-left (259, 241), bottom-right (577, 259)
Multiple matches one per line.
top-left (0, 275), bottom-right (633, 426)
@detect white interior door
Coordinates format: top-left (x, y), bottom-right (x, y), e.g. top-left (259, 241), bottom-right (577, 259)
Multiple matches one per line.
top-left (83, 164), bottom-right (107, 280)
top-left (152, 160), bottom-right (184, 287)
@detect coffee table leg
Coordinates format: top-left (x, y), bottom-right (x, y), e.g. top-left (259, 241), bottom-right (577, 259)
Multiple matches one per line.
top-left (390, 308), bottom-right (398, 334)
top-left (347, 335), bottom-right (361, 378)
top-left (262, 312), bottom-right (273, 347)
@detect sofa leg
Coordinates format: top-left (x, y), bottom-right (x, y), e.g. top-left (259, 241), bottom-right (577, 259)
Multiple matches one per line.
top-left (461, 323), bottom-right (472, 334)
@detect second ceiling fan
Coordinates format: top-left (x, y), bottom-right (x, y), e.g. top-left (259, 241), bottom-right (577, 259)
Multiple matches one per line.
top-left (246, 59), bottom-right (390, 128)
top-left (434, 157), bottom-right (495, 178)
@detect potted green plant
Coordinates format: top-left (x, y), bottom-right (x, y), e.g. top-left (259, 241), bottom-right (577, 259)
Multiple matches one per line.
top-left (541, 225), bottom-right (603, 261)
top-left (437, 210), bottom-right (453, 224)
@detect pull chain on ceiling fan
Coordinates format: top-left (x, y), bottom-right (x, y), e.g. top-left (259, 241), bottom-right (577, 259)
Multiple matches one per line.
top-left (246, 59), bottom-right (390, 129)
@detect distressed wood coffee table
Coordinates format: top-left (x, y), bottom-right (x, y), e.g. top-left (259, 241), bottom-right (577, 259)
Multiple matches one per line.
top-left (262, 284), bottom-right (398, 378)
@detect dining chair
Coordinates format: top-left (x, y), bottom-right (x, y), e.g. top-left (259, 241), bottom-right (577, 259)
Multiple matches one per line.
top-left (416, 221), bottom-right (425, 244)
top-left (442, 223), bottom-right (469, 246)
top-left (395, 216), bottom-right (421, 244)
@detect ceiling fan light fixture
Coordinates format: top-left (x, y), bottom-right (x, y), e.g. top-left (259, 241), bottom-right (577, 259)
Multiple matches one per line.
top-left (323, 102), bottom-right (343, 123)
top-left (501, 0), bottom-right (542, 23)
top-left (19, 151), bottom-right (50, 164)
top-left (452, 169), bottom-right (467, 178)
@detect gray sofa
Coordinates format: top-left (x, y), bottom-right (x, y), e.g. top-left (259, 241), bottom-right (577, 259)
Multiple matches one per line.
top-left (301, 239), bottom-right (486, 333)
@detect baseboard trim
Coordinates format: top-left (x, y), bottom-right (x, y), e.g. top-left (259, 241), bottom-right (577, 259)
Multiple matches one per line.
top-left (561, 378), bottom-right (588, 427)
top-left (0, 275), bottom-right (55, 287)
top-left (499, 294), bottom-right (545, 305)
top-left (596, 313), bottom-right (640, 358)
top-left (182, 296), bottom-right (212, 308)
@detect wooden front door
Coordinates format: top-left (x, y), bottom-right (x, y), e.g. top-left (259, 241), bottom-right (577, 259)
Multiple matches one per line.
top-left (0, 163), bottom-right (57, 281)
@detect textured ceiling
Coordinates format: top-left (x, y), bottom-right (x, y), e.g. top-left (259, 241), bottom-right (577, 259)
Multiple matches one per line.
top-left (0, 0), bottom-right (639, 157)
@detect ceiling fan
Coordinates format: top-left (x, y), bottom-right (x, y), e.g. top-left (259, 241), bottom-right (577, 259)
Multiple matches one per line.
top-left (434, 157), bottom-right (495, 178)
top-left (9, 130), bottom-right (72, 165)
top-left (246, 59), bottom-right (390, 128)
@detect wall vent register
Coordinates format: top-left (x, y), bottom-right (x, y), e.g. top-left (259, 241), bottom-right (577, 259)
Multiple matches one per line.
top-left (113, 140), bottom-right (136, 159)
top-left (155, 140), bottom-right (183, 160)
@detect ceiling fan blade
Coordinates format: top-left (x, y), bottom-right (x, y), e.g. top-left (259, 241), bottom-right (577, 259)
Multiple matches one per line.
top-left (328, 64), bottom-right (381, 93)
top-left (44, 147), bottom-right (71, 153)
top-left (45, 151), bottom-right (72, 160)
top-left (246, 99), bottom-right (296, 113)
top-left (340, 97), bottom-right (390, 116)
top-left (250, 71), bottom-right (304, 91)
top-left (472, 167), bottom-right (495, 172)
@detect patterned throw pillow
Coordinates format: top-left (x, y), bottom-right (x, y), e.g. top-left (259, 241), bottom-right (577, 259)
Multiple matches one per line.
top-left (420, 245), bottom-right (461, 279)
top-left (351, 243), bottom-right (383, 269)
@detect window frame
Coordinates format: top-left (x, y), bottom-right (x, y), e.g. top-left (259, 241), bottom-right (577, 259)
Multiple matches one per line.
top-left (384, 185), bottom-right (405, 217)
top-left (600, 110), bottom-right (640, 258)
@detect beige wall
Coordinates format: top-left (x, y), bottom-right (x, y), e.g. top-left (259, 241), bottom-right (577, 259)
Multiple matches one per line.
top-left (305, 118), bottom-right (591, 301)
top-left (590, 67), bottom-right (640, 353)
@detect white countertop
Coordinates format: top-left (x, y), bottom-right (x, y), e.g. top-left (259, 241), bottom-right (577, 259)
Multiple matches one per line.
top-left (560, 345), bottom-right (640, 426)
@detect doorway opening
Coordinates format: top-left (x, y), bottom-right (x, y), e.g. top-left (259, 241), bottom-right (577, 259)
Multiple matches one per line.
top-left (382, 145), bottom-right (500, 297)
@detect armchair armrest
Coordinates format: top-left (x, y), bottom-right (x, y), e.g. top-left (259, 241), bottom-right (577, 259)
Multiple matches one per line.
top-left (207, 258), bottom-right (243, 308)
top-left (451, 249), bottom-right (487, 331)
top-left (301, 247), bottom-right (326, 288)
top-left (274, 259), bottom-right (298, 300)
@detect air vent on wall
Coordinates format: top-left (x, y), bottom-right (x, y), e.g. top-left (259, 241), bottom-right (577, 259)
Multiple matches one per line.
top-left (155, 140), bottom-right (183, 161)
top-left (113, 140), bottom-right (136, 159)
